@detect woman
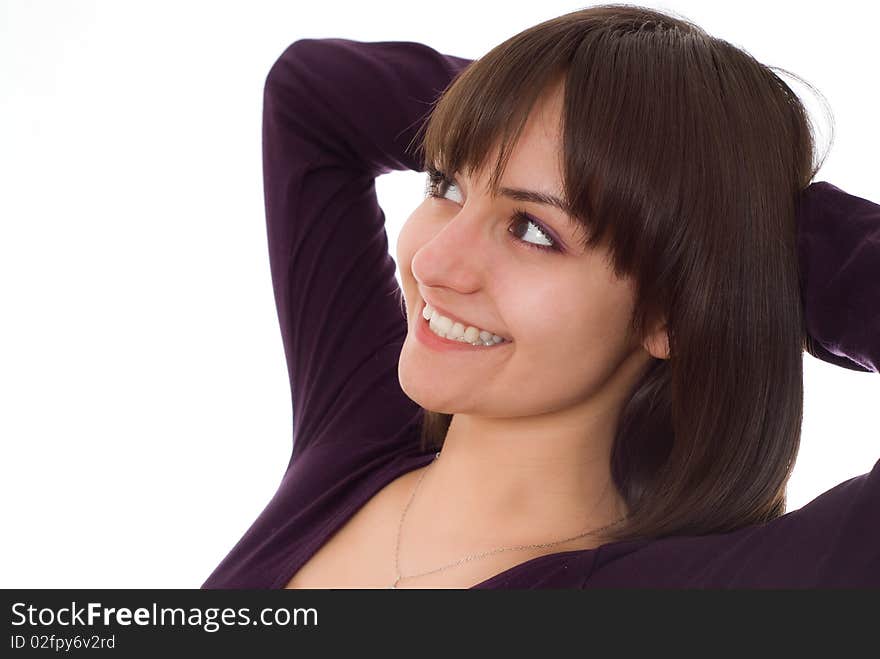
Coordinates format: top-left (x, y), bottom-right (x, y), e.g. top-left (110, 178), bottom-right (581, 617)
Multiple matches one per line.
top-left (202, 4), bottom-right (878, 589)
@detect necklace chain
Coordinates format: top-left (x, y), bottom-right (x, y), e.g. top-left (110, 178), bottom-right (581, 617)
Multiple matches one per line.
top-left (389, 451), bottom-right (628, 588)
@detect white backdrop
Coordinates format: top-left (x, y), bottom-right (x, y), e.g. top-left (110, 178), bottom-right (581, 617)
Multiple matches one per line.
top-left (1, 0), bottom-right (877, 588)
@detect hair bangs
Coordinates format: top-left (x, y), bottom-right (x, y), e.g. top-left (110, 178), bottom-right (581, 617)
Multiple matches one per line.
top-left (411, 39), bottom-right (571, 207)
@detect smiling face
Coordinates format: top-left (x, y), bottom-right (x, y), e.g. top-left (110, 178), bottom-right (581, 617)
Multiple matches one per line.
top-left (396, 80), bottom-right (664, 418)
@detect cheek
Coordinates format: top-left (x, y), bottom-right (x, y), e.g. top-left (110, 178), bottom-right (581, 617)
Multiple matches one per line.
top-left (509, 276), bottom-right (629, 338)
top-left (395, 216), bottom-right (414, 270)
top-left (509, 294), bottom-right (634, 410)
top-left (396, 206), bottom-right (434, 276)
top-left (395, 217), bottom-right (423, 309)
top-left (511, 277), bottom-right (636, 368)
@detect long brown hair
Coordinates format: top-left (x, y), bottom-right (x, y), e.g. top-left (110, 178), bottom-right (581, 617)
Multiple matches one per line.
top-left (405, 3), bottom-right (830, 543)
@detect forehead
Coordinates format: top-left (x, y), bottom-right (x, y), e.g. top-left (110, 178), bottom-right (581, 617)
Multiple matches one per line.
top-left (481, 79), bottom-right (566, 194)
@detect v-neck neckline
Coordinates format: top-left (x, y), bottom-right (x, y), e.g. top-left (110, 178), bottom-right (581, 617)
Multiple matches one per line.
top-left (276, 449), bottom-right (624, 589)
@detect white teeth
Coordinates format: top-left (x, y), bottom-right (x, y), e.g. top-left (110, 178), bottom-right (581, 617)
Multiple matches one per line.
top-left (421, 302), bottom-right (510, 346)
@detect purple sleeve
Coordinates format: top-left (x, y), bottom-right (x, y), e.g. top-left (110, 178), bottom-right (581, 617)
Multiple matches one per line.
top-left (794, 183), bottom-right (880, 584)
top-left (261, 38), bottom-right (472, 464)
top-left (797, 181), bottom-right (880, 374)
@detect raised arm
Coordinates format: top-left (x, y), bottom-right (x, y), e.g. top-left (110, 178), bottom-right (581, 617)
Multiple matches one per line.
top-left (790, 181), bottom-right (879, 585)
top-left (797, 181), bottom-right (879, 374)
top-left (261, 38), bottom-right (473, 464)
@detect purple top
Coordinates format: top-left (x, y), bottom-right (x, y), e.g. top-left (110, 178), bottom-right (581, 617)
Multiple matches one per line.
top-left (201, 38), bottom-right (879, 589)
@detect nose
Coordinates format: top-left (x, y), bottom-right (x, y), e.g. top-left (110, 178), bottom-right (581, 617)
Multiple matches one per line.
top-left (411, 201), bottom-right (494, 293)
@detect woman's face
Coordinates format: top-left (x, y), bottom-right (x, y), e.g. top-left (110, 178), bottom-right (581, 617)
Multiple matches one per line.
top-left (396, 82), bottom-right (662, 418)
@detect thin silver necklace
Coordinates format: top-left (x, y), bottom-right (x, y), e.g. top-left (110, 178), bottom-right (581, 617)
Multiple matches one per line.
top-left (388, 450), bottom-right (628, 588)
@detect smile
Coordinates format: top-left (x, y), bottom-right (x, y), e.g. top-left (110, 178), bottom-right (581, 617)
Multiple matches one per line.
top-left (420, 301), bottom-right (511, 347)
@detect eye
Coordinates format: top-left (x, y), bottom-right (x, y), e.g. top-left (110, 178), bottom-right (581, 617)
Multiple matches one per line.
top-left (424, 168), bottom-right (463, 204)
top-left (506, 209), bottom-right (557, 252)
top-left (425, 168), bottom-right (559, 253)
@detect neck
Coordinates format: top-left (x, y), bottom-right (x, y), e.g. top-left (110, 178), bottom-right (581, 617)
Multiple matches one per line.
top-left (413, 403), bottom-right (630, 549)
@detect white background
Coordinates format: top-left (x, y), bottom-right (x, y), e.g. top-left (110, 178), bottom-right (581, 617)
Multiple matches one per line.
top-left (1, 0), bottom-right (877, 588)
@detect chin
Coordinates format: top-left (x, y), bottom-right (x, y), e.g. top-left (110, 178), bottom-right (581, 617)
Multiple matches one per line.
top-left (397, 339), bottom-right (435, 407)
top-left (397, 337), bottom-right (458, 414)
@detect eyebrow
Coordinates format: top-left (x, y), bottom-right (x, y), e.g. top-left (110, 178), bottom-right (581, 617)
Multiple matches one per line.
top-left (497, 185), bottom-right (583, 233)
top-left (445, 168), bottom-right (579, 228)
top-left (498, 186), bottom-right (569, 213)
